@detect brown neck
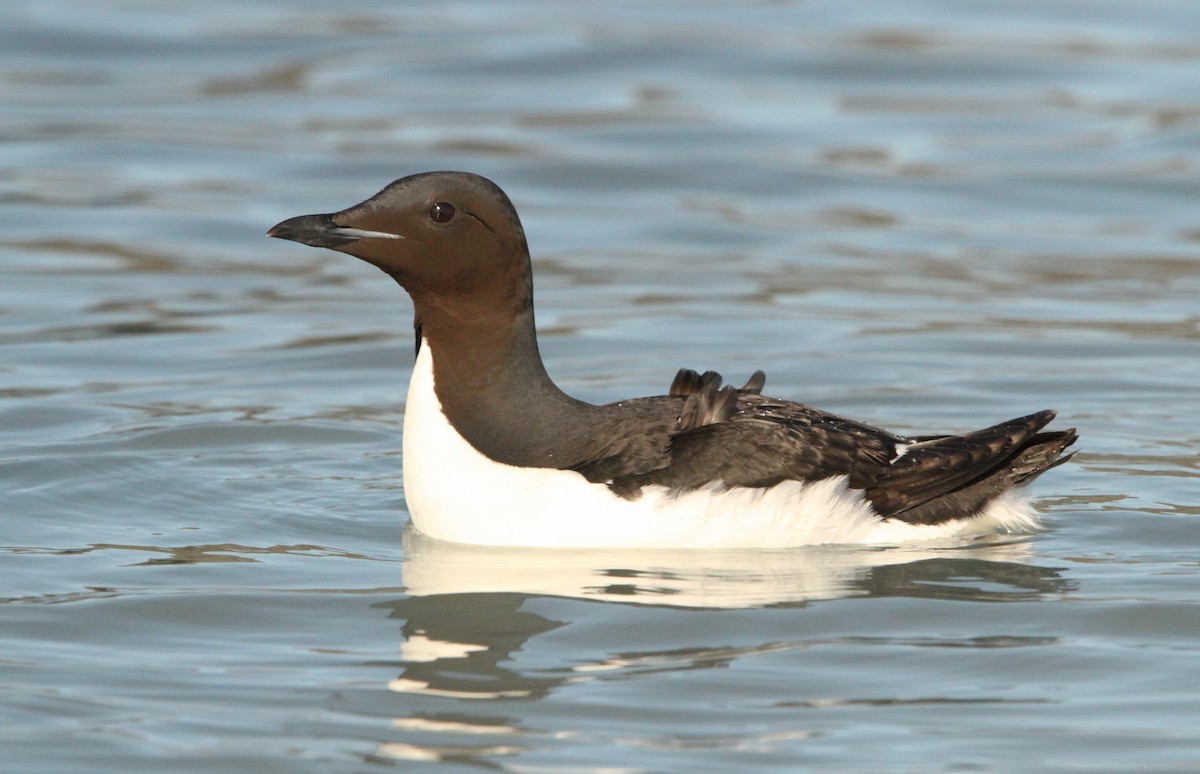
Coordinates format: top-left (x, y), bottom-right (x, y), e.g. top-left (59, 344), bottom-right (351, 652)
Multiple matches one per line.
top-left (408, 286), bottom-right (598, 468)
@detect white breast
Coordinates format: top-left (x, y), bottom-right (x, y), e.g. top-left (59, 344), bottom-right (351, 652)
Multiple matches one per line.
top-left (401, 342), bottom-right (1041, 548)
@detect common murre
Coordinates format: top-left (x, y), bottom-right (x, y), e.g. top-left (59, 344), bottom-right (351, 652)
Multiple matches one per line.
top-left (268, 171), bottom-right (1077, 548)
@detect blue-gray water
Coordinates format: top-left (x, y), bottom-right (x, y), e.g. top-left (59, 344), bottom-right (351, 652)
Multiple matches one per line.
top-left (3, 1), bottom-right (1199, 771)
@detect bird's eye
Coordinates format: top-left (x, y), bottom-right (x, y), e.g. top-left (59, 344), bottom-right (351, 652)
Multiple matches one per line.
top-left (429, 202), bottom-right (456, 223)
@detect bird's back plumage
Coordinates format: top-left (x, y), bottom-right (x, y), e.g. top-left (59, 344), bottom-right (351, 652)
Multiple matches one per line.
top-left (571, 369), bottom-right (1076, 528)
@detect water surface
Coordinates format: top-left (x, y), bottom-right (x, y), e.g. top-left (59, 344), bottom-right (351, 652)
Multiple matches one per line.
top-left (3, 1), bottom-right (1199, 771)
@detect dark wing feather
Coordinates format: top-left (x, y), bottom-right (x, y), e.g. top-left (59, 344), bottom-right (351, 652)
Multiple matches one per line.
top-left (885, 427), bottom-right (1077, 525)
top-left (670, 368), bottom-right (767, 397)
top-left (573, 370), bottom-right (1077, 525)
top-left (865, 410), bottom-right (1055, 518)
top-left (591, 370), bottom-right (903, 496)
top-left (567, 396), bottom-right (683, 488)
top-left (740, 370), bottom-right (766, 394)
top-left (573, 369), bottom-right (762, 490)
top-left (679, 385), bottom-right (738, 430)
top-left (614, 403), bottom-right (898, 494)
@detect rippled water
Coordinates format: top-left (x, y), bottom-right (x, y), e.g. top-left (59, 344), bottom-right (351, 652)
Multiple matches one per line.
top-left (3, 1), bottom-right (1199, 771)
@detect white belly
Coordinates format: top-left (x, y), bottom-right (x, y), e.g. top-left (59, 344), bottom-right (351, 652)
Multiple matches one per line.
top-left (401, 342), bottom-right (1040, 549)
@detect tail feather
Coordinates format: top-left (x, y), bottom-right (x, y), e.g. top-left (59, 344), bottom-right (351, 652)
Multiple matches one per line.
top-left (869, 412), bottom-right (1077, 526)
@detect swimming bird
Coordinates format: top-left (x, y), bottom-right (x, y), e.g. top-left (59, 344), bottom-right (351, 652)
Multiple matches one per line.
top-left (268, 171), bottom-right (1077, 548)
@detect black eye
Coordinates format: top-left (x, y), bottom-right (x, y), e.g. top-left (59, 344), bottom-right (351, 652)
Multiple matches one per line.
top-left (429, 202), bottom-right (456, 223)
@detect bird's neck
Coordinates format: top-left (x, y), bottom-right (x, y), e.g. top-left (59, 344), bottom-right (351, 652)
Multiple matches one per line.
top-left (409, 295), bottom-right (595, 468)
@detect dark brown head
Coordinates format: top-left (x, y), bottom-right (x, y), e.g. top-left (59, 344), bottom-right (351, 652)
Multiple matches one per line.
top-left (269, 171), bottom-right (574, 462)
top-left (268, 171), bottom-right (532, 316)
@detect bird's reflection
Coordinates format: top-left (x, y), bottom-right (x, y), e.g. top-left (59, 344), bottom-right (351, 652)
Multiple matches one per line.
top-left (398, 525), bottom-right (1070, 607)
top-left (377, 526), bottom-right (1074, 705)
top-left (373, 527), bottom-right (1076, 762)
top-left (385, 592), bottom-right (565, 702)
